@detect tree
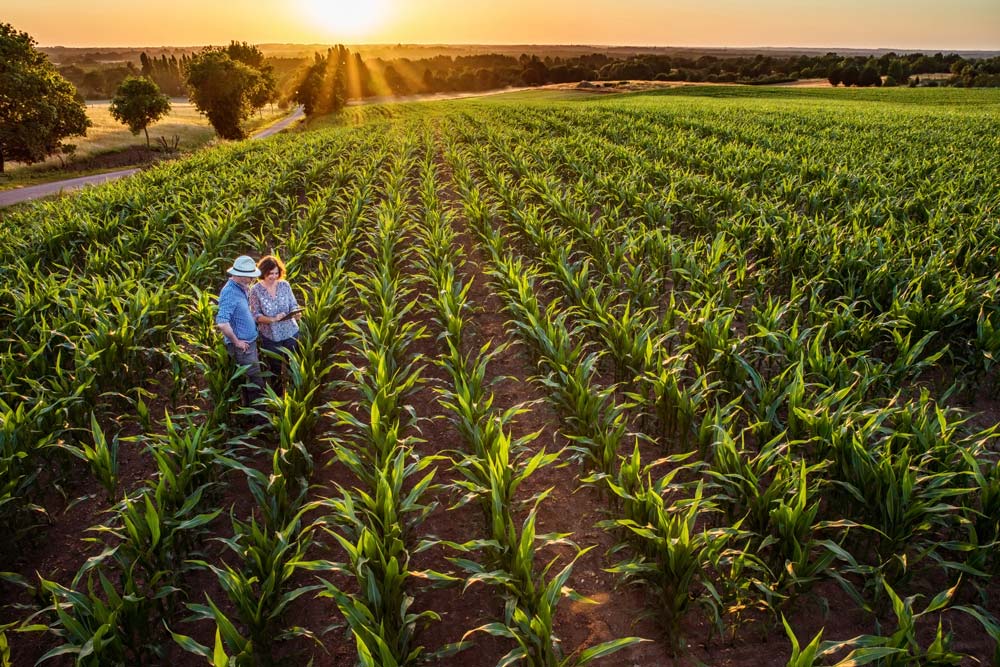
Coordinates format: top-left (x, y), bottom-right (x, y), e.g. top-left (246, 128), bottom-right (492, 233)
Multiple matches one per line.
top-left (858, 65), bottom-right (881, 87)
top-left (519, 55), bottom-right (549, 86)
top-left (226, 41), bottom-right (276, 113)
top-left (351, 53), bottom-right (374, 98)
top-left (294, 53), bottom-right (326, 116)
top-left (840, 64), bottom-right (860, 87)
top-left (383, 64), bottom-right (409, 95)
top-left (0, 23), bottom-right (90, 173)
top-left (110, 76), bottom-right (171, 148)
top-left (293, 46), bottom-right (354, 117)
top-left (886, 59), bottom-right (910, 85)
top-left (185, 48), bottom-right (264, 140)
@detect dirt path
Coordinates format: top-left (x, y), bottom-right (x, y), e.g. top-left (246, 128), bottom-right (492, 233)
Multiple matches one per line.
top-left (251, 105), bottom-right (305, 138)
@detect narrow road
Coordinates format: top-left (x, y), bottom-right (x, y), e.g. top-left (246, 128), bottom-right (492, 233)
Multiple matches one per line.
top-left (0, 168), bottom-right (142, 208)
top-left (252, 105), bottom-right (305, 138)
top-left (0, 106), bottom-right (306, 209)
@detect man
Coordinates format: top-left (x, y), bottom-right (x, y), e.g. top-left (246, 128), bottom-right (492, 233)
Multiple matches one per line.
top-left (216, 255), bottom-right (265, 404)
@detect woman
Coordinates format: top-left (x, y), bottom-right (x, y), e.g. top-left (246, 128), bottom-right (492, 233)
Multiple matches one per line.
top-left (249, 255), bottom-right (301, 393)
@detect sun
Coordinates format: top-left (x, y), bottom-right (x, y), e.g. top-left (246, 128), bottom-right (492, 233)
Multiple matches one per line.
top-left (301, 0), bottom-right (390, 39)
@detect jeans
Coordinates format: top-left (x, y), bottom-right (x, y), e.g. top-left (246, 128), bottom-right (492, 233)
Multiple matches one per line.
top-left (259, 335), bottom-right (298, 394)
top-left (227, 340), bottom-right (266, 405)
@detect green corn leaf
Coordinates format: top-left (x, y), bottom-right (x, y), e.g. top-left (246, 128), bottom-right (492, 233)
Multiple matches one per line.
top-left (571, 636), bottom-right (649, 665)
top-left (167, 624), bottom-right (213, 660)
top-left (213, 628), bottom-right (230, 667)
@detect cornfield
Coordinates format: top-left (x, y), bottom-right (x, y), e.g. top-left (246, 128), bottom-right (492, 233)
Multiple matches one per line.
top-left (1, 85), bottom-right (1000, 666)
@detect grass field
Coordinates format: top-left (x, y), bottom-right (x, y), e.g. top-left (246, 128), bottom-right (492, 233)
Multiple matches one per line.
top-left (72, 100), bottom-right (217, 155)
top-left (1, 85), bottom-right (1000, 667)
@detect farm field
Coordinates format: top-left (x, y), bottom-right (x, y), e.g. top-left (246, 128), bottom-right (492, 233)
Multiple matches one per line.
top-left (1, 86), bottom-right (1000, 666)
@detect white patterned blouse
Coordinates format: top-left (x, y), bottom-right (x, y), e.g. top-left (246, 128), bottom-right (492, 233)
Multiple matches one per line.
top-left (249, 280), bottom-right (300, 342)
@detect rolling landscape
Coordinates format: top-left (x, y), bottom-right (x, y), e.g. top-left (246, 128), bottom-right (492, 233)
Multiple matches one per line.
top-left (1, 1), bottom-right (1000, 666)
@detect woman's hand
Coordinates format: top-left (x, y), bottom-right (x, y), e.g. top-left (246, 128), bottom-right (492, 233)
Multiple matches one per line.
top-left (274, 312), bottom-right (287, 323)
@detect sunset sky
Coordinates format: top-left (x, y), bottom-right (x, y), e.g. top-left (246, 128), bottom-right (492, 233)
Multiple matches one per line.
top-left (6, 0), bottom-right (999, 50)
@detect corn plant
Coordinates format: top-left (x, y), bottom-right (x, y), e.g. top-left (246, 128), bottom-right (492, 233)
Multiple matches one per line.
top-left (822, 580), bottom-right (1000, 666)
top-left (467, 529), bottom-right (647, 667)
top-left (0, 397), bottom-right (62, 536)
top-left (604, 483), bottom-right (732, 649)
top-left (34, 573), bottom-right (155, 665)
top-left (187, 510), bottom-right (322, 660)
top-left (171, 600), bottom-right (254, 666)
top-left (319, 523), bottom-right (442, 666)
top-left (53, 413), bottom-right (120, 502)
top-left (957, 448), bottom-right (1000, 576)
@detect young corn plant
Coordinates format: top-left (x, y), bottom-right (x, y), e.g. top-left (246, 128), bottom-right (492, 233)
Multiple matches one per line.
top-left (170, 599), bottom-right (254, 666)
top-left (64, 414), bottom-right (120, 503)
top-left (957, 448), bottom-right (1000, 577)
top-left (765, 461), bottom-right (839, 599)
top-left (34, 572), bottom-right (155, 666)
top-left (0, 396), bottom-right (62, 536)
top-left (828, 437), bottom-right (964, 581)
top-left (814, 580), bottom-right (1000, 666)
top-left (319, 519), bottom-right (443, 666)
top-left (603, 482), bottom-right (732, 650)
top-left (469, 531), bottom-right (647, 667)
top-left (187, 510), bottom-right (323, 661)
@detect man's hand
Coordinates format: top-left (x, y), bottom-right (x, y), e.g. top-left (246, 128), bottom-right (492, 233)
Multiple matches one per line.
top-left (218, 322), bottom-right (249, 352)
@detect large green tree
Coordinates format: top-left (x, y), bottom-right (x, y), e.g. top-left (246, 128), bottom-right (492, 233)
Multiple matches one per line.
top-left (226, 41), bottom-right (277, 112)
top-left (109, 76), bottom-right (171, 148)
top-left (0, 23), bottom-right (90, 173)
top-left (185, 48), bottom-right (264, 140)
top-left (293, 46), bottom-right (351, 117)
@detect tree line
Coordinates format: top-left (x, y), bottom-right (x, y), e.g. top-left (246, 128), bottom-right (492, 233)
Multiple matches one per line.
top-left (138, 52), bottom-right (190, 97)
top-left (369, 51), bottom-right (1000, 93)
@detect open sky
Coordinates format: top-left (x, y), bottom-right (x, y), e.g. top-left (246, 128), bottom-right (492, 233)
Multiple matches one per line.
top-left (7, 0), bottom-right (999, 50)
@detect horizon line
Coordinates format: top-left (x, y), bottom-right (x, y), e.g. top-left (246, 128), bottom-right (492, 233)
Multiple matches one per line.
top-left (37, 41), bottom-right (1000, 54)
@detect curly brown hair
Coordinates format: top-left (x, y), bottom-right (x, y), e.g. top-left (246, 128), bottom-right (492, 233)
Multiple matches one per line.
top-left (257, 255), bottom-right (286, 279)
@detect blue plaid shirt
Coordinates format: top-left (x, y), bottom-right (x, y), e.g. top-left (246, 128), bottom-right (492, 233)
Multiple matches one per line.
top-left (216, 279), bottom-right (257, 343)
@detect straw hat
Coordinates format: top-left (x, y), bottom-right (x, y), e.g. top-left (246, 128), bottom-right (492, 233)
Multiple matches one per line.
top-left (227, 255), bottom-right (262, 277)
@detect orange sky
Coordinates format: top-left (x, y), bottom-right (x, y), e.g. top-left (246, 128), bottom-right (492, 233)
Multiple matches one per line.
top-left (6, 0), bottom-right (999, 50)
